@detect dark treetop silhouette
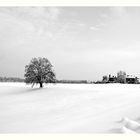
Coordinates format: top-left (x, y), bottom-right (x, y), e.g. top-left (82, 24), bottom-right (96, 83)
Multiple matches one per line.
top-left (24, 57), bottom-right (56, 88)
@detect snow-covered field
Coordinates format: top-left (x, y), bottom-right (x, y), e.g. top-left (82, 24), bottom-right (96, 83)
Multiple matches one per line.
top-left (0, 83), bottom-right (140, 133)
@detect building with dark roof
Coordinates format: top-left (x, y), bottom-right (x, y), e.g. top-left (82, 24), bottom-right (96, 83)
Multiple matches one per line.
top-left (102, 71), bottom-right (139, 84)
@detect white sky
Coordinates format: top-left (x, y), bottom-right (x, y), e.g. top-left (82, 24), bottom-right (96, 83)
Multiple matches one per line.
top-left (0, 7), bottom-right (140, 80)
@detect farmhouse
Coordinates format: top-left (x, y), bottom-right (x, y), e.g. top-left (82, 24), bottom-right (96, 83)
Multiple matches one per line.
top-left (126, 75), bottom-right (138, 84)
top-left (108, 75), bottom-right (117, 83)
top-left (102, 71), bottom-right (139, 84)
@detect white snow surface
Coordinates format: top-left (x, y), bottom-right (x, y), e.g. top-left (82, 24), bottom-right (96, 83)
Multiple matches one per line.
top-left (0, 83), bottom-right (140, 133)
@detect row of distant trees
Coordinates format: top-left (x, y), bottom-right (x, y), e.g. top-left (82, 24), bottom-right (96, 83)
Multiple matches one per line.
top-left (0, 77), bottom-right (94, 84)
top-left (0, 77), bottom-right (24, 82)
top-left (57, 80), bottom-right (94, 84)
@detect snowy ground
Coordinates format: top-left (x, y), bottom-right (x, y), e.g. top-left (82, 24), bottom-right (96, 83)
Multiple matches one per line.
top-left (0, 83), bottom-right (140, 133)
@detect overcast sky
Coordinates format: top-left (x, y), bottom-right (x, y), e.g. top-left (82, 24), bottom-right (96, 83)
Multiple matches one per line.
top-left (0, 7), bottom-right (140, 80)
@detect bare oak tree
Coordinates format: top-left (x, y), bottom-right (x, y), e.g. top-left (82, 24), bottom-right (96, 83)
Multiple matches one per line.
top-left (24, 57), bottom-right (56, 88)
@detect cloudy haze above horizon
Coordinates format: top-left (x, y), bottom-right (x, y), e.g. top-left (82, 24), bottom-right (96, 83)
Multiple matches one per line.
top-left (0, 7), bottom-right (140, 80)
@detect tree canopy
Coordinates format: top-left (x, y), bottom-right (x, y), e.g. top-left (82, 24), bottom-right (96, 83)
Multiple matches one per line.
top-left (24, 57), bottom-right (56, 88)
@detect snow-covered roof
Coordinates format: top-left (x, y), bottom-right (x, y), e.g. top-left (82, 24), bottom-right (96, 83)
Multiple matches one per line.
top-left (126, 75), bottom-right (137, 78)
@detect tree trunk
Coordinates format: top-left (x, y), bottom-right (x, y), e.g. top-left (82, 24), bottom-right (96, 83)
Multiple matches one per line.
top-left (39, 82), bottom-right (43, 88)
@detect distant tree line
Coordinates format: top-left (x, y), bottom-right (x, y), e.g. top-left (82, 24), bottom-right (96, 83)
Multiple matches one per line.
top-left (0, 77), bottom-right (24, 82)
top-left (0, 77), bottom-right (96, 84)
top-left (56, 80), bottom-right (95, 84)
